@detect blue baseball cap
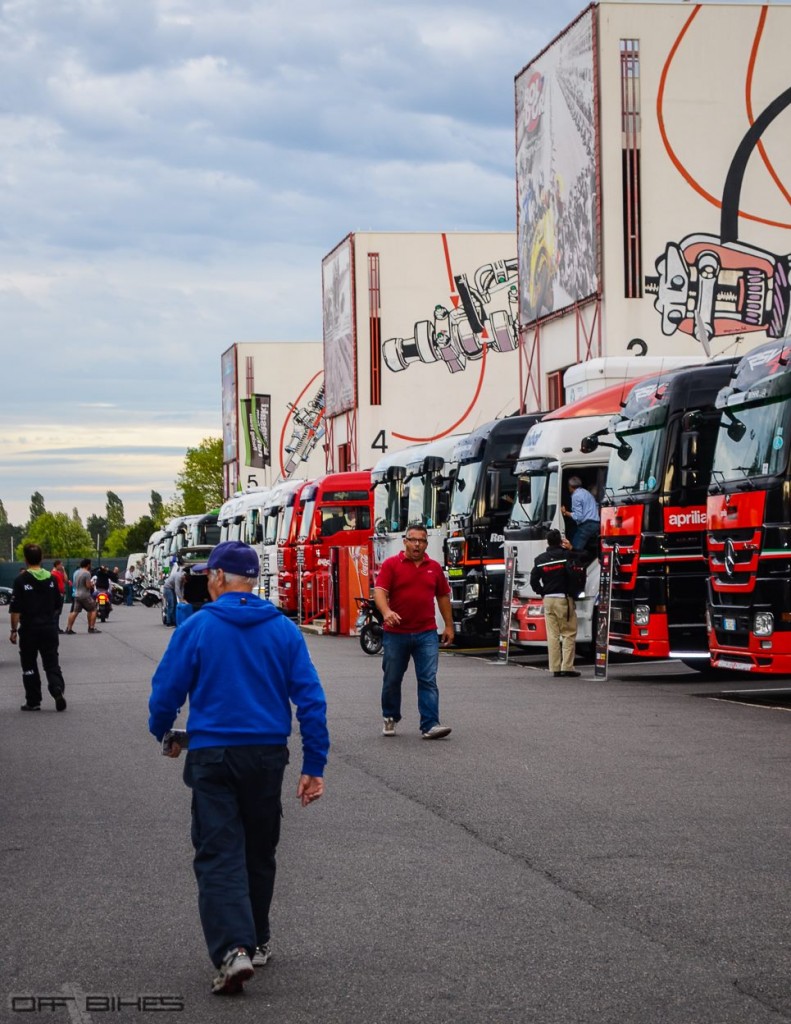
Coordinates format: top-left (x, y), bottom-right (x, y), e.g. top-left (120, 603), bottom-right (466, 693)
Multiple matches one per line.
top-left (192, 541), bottom-right (259, 577)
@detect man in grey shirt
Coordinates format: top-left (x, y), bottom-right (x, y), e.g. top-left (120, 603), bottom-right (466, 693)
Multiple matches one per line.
top-left (64, 559), bottom-right (101, 634)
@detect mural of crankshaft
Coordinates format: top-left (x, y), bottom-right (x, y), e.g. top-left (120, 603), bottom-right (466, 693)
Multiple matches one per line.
top-left (382, 258), bottom-right (519, 374)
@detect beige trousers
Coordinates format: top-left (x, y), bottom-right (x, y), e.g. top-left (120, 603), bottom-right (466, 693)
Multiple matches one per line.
top-left (544, 596), bottom-right (577, 672)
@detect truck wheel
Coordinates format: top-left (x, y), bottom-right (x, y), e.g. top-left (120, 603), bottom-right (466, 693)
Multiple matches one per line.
top-left (359, 623), bottom-right (383, 656)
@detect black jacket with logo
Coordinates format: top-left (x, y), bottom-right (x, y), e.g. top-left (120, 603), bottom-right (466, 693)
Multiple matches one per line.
top-left (10, 571), bottom-right (60, 627)
top-left (530, 545), bottom-right (573, 597)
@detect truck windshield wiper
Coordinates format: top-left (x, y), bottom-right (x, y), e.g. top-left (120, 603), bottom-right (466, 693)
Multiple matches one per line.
top-left (733, 466), bottom-right (756, 489)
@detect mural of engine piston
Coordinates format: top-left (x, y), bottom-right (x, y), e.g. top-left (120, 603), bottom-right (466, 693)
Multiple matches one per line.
top-left (283, 385), bottom-right (325, 477)
top-left (645, 233), bottom-right (790, 342)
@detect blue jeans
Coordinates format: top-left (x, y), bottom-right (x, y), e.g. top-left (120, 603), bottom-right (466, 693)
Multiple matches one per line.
top-left (164, 588), bottom-right (176, 625)
top-left (381, 630), bottom-right (441, 733)
top-left (572, 519), bottom-right (599, 553)
top-left (183, 745), bottom-right (289, 966)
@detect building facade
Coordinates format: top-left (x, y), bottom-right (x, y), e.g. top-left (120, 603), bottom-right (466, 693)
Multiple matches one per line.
top-left (221, 341), bottom-right (324, 498)
top-left (515, 1), bottom-right (791, 409)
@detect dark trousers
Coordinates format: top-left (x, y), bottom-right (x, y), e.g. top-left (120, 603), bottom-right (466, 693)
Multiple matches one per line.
top-left (183, 745), bottom-right (288, 966)
top-left (19, 624), bottom-right (66, 706)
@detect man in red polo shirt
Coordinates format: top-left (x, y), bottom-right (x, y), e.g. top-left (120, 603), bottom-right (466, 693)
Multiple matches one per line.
top-left (374, 523), bottom-right (455, 739)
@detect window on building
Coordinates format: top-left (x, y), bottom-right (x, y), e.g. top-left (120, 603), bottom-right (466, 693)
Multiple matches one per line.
top-left (369, 254), bottom-right (382, 406)
top-left (337, 443), bottom-right (351, 472)
top-left (547, 369), bottom-right (567, 411)
top-left (621, 39), bottom-right (642, 299)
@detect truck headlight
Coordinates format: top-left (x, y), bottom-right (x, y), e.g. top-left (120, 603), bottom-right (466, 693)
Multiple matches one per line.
top-left (753, 612), bottom-right (774, 637)
top-left (633, 604), bottom-right (650, 626)
top-left (465, 583), bottom-right (479, 602)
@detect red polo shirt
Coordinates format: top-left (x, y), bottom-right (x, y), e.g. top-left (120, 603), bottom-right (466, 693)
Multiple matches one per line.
top-left (375, 552), bottom-right (450, 633)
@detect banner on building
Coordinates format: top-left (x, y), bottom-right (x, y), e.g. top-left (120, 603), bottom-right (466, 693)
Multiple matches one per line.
top-left (515, 6), bottom-right (598, 326)
top-left (241, 394), bottom-right (271, 469)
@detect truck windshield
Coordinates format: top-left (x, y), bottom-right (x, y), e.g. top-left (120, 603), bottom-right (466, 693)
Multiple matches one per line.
top-left (508, 469), bottom-right (558, 527)
top-left (278, 503), bottom-right (294, 543)
top-left (713, 393), bottom-right (791, 483)
top-left (374, 480), bottom-right (405, 533)
top-left (263, 509), bottom-right (280, 545)
top-left (604, 408), bottom-right (667, 498)
top-left (450, 461), bottom-right (480, 517)
top-left (298, 499), bottom-right (317, 540)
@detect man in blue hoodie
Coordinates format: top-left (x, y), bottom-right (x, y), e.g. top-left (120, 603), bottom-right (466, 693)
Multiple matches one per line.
top-left (148, 541), bottom-right (329, 997)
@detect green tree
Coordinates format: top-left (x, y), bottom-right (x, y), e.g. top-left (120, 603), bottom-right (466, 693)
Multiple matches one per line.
top-left (28, 491), bottom-right (46, 529)
top-left (0, 502), bottom-right (21, 561)
top-left (17, 512), bottom-right (95, 559)
top-left (106, 491), bottom-right (125, 533)
top-left (172, 437), bottom-right (224, 515)
top-left (86, 514), bottom-right (107, 552)
top-left (126, 515), bottom-right (156, 553)
top-left (149, 490), bottom-right (165, 525)
top-left (103, 526), bottom-right (130, 558)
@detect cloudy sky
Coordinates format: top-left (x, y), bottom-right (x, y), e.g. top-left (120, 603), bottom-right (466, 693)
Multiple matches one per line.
top-left (0, 0), bottom-right (752, 528)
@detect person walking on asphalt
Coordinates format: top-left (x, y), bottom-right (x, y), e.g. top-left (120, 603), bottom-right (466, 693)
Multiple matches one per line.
top-left (148, 541), bottom-right (329, 997)
top-left (64, 558), bottom-right (100, 634)
top-left (530, 529), bottom-right (581, 678)
top-left (9, 543), bottom-right (67, 712)
top-left (374, 523), bottom-right (455, 739)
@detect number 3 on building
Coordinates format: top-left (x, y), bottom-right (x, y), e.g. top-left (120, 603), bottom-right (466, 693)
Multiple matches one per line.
top-left (371, 430), bottom-right (388, 453)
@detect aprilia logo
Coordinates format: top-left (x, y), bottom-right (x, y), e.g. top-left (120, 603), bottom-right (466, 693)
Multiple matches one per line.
top-left (664, 507), bottom-right (706, 531)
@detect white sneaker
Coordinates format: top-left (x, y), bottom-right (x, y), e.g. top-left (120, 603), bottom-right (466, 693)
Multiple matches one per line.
top-left (382, 717), bottom-right (396, 736)
top-left (422, 725), bottom-right (452, 740)
top-left (252, 941), bottom-right (272, 968)
top-left (211, 947), bottom-right (254, 995)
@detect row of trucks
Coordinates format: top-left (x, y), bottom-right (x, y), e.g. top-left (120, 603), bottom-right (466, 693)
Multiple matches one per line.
top-left (144, 340), bottom-right (791, 673)
top-left (510, 337), bottom-right (791, 676)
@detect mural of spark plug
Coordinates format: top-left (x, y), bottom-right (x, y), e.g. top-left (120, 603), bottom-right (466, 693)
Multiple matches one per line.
top-left (382, 257), bottom-right (519, 374)
top-left (283, 384), bottom-right (325, 477)
top-left (646, 86), bottom-right (791, 352)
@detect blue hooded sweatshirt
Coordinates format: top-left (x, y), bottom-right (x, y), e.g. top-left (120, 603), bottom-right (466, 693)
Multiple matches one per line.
top-left (148, 592), bottom-right (329, 777)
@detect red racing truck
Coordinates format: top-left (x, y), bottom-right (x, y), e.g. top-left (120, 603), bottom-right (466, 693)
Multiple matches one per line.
top-left (706, 339), bottom-right (791, 673)
top-left (295, 471), bottom-right (374, 623)
top-left (277, 480), bottom-right (311, 615)
top-left (585, 359), bottom-right (737, 668)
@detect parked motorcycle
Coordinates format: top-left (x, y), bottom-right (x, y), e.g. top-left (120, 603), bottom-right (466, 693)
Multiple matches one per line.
top-left (95, 590), bottom-right (113, 623)
top-left (140, 584), bottom-right (162, 608)
top-left (355, 596), bottom-right (384, 656)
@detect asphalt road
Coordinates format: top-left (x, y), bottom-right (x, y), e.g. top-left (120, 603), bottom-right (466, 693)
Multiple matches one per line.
top-left (1, 604), bottom-right (790, 1024)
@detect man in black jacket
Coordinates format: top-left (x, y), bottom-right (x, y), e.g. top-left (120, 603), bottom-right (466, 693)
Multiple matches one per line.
top-left (529, 529), bottom-right (581, 678)
top-left (9, 544), bottom-right (67, 711)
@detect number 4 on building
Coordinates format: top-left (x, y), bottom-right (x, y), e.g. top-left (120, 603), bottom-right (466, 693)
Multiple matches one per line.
top-left (371, 430), bottom-right (388, 453)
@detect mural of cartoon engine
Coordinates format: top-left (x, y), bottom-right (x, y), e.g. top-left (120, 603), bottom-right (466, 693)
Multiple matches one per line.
top-left (283, 384), bottom-right (325, 477)
top-left (645, 233), bottom-right (791, 344)
top-left (645, 86), bottom-right (791, 351)
top-left (382, 258), bottom-right (519, 374)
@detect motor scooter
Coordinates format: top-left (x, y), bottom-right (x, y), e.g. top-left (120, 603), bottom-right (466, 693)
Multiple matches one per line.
top-left (355, 596), bottom-right (384, 656)
top-left (95, 590), bottom-right (113, 623)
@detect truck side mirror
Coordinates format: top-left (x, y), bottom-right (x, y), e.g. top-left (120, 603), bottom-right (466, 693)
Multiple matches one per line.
top-left (437, 491), bottom-right (450, 523)
top-left (517, 477), bottom-right (532, 504)
top-left (681, 430), bottom-right (700, 469)
top-left (487, 467), bottom-right (501, 509)
top-left (580, 435), bottom-right (599, 454)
